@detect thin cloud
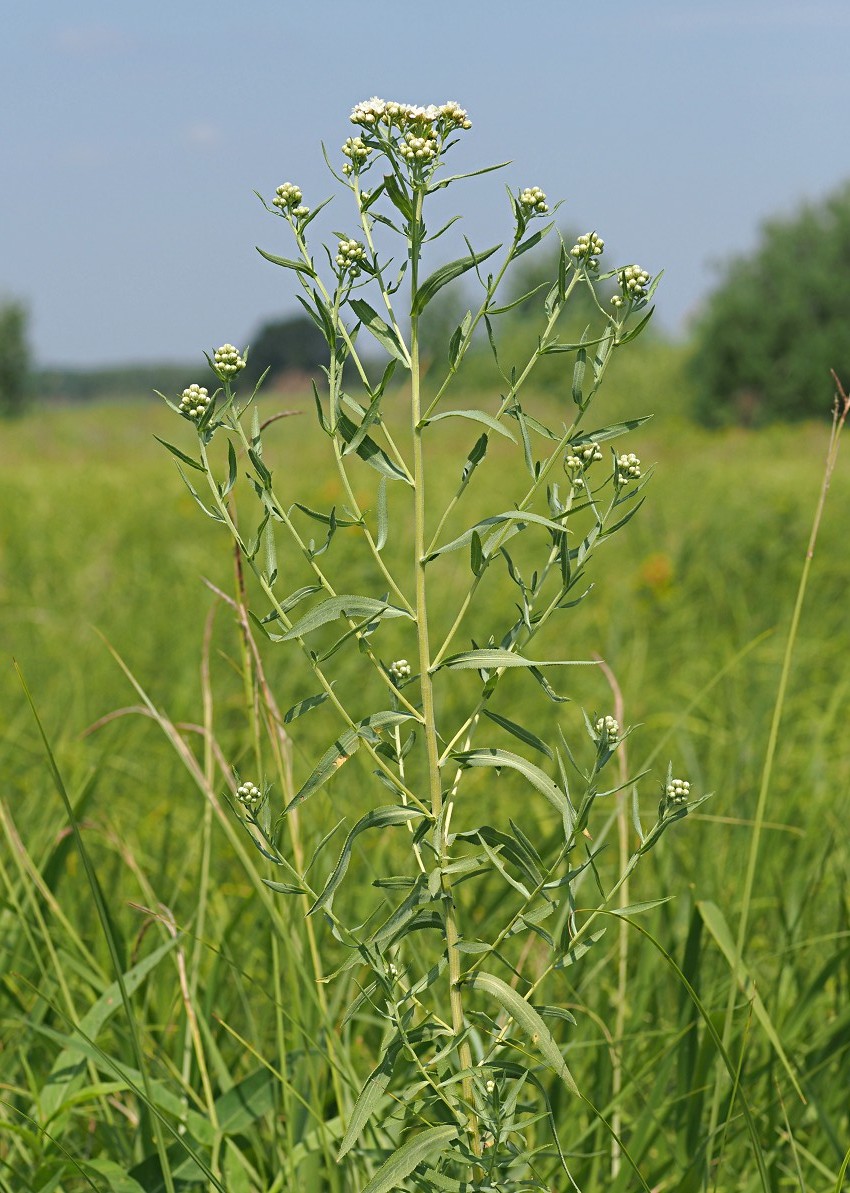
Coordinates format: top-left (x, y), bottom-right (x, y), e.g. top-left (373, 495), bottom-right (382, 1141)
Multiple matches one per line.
top-left (184, 123), bottom-right (221, 148)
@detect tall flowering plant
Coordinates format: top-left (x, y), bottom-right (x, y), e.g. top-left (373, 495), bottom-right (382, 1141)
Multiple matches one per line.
top-left (159, 98), bottom-right (704, 1190)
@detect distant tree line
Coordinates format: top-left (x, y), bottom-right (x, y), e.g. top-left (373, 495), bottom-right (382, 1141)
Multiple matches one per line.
top-left (691, 181), bottom-right (850, 424)
top-left (6, 185), bottom-right (850, 421)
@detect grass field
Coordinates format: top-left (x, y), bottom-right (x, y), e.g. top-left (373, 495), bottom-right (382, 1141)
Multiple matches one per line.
top-left (2, 354), bottom-right (849, 1190)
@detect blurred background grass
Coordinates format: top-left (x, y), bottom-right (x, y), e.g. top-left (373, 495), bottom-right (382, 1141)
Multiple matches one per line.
top-left (2, 344), bottom-right (849, 1187)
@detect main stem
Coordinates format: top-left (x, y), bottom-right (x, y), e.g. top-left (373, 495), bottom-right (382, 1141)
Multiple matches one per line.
top-left (409, 189), bottom-right (480, 1156)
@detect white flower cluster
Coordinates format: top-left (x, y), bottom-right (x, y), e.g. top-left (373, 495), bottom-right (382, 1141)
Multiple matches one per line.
top-left (272, 182), bottom-right (309, 219)
top-left (571, 232), bottom-right (605, 271)
top-left (616, 452), bottom-right (641, 483)
top-left (389, 658), bottom-right (412, 684)
top-left (336, 238), bottom-right (367, 276)
top-left (213, 344), bottom-right (246, 380)
top-left (342, 136), bottom-right (371, 175)
top-left (519, 186), bottom-right (548, 214)
top-left (665, 777), bottom-right (690, 806)
top-left (612, 264), bottom-right (651, 307)
top-left (595, 715), bottom-right (620, 741)
top-left (350, 97), bottom-right (471, 133)
top-left (235, 781), bottom-right (261, 810)
top-left (399, 130), bottom-right (438, 163)
top-left (179, 383), bottom-right (211, 420)
top-left (566, 441), bottom-right (603, 470)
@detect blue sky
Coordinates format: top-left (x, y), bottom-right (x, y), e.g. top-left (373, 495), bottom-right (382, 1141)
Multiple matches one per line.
top-left (3, 0), bottom-right (848, 366)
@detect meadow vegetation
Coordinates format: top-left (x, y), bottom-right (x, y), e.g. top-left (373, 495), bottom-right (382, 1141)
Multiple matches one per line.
top-left (2, 358), bottom-right (848, 1189)
top-left (2, 98), bottom-right (849, 1191)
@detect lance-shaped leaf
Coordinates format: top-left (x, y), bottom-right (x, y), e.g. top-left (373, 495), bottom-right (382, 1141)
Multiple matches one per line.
top-left (436, 649), bottom-right (595, 672)
top-left (336, 412), bottom-right (411, 483)
top-left (288, 711), bottom-right (415, 811)
top-left (453, 747), bottom-right (572, 828)
top-left (155, 436), bottom-right (205, 472)
top-left (421, 408), bottom-right (516, 442)
top-left (427, 510), bottom-right (570, 561)
top-left (568, 415), bottom-right (653, 446)
top-left (281, 594), bottom-right (413, 640)
top-left (41, 936), bottom-right (180, 1121)
top-left (349, 299), bottom-right (410, 366)
top-left (361, 1124), bottom-right (459, 1193)
top-left (462, 971), bottom-right (579, 1095)
top-left (412, 243), bottom-right (501, 316)
top-left (337, 1032), bottom-right (405, 1160)
top-left (255, 246), bottom-right (317, 277)
top-left (309, 806), bottom-right (425, 914)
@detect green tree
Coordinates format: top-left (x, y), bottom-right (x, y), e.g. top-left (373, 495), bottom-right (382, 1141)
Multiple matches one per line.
top-left (241, 312), bottom-right (327, 391)
top-left (0, 299), bottom-right (31, 417)
top-left (692, 182), bottom-right (850, 424)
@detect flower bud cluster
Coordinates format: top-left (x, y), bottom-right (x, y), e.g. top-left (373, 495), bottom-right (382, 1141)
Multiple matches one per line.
top-left (213, 344), bottom-right (246, 381)
top-left (272, 182), bottom-right (309, 219)
top-left (566, 441), bottom-right (603, 470)
top-left (235, 781), bottom-right (261, 810)
top-left (341, 136), bottom-right (372, 175)
top-left (571, 232), bottom-right (605, 271)
top-left (179, 383), bottom-right (211, 420)
top-left (519, 186), bottom-right (548, 214)
top-left (616, 453), bottom-right (641, 483)
top-left (595, 715), bottom-right (620, 741)
top-left (389, 658), bottom-right (412, 684)
top-left (399, 131), bottom-right (438, 163)
top-left (336, 238), bottom-right (367, 276)
top-left (616, 264), bottom-right (651, 303)
top-left (665, 777), bottom-right (690, 806)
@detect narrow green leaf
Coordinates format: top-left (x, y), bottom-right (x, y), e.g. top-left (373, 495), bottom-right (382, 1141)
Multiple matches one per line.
top-left (349, 299), bottom-right (410, 365)
top-left (482, 709), bottom-right (553, 759)
top-left (337, 1034), bottom-right (403, 1160)
top-left (463, 971), bottom-right (579, 1094)
top-left (461, 433), bottom-right (488, 484)
top-left (375, 476), bottom-right (389, 552)
top-left (361, 1125), bottom-right (459, 1193)
top-left (293, 503), bottom-right (359, 527)
top-left (282, 594), bottom-right (413, 640)
top-left (427, 510), bottom-right (569, 561)
top-left (427, 160), bottom-right (510, 192)
top-left (336, 413), bottom-right (411, 483)
top-left (616, 305), bottom-right (655, 345)
top-left (255, 246), bottom-right (317, 277)
top-left (154, 436), bottom-right (205, 471)
top-left (423, 409), bottom-right (515, 442)
top-left (437, 649), bottom-right (594, 671)
top-left (381, 172), bottom-right (414, 221)
top-left (283, 691), bottom-right (331, 723)
top-left (311, 806), bottom-right (424, 914)
top-left (698, 900), bottom-right (804, 1100)
top-left (514, 221), bottom-right (555, 258)
top-left (570, 416), bottom-right (652, 446)
top-left (41, 937), bottom-right (179, 1122)
top-left (453, 747), bottom-right (572, 826)
top-left (288, 712), bottom-right (415, 811)
top-left (413, 243), bottom-right (501, 316)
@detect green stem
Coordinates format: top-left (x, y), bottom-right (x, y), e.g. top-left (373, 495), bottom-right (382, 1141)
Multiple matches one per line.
top-left (409, 185), bottom-right (481, 1159)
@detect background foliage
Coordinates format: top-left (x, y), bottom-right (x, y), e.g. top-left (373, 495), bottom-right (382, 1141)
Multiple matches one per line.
top-left (691, 181), bottom-right (850, 425)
